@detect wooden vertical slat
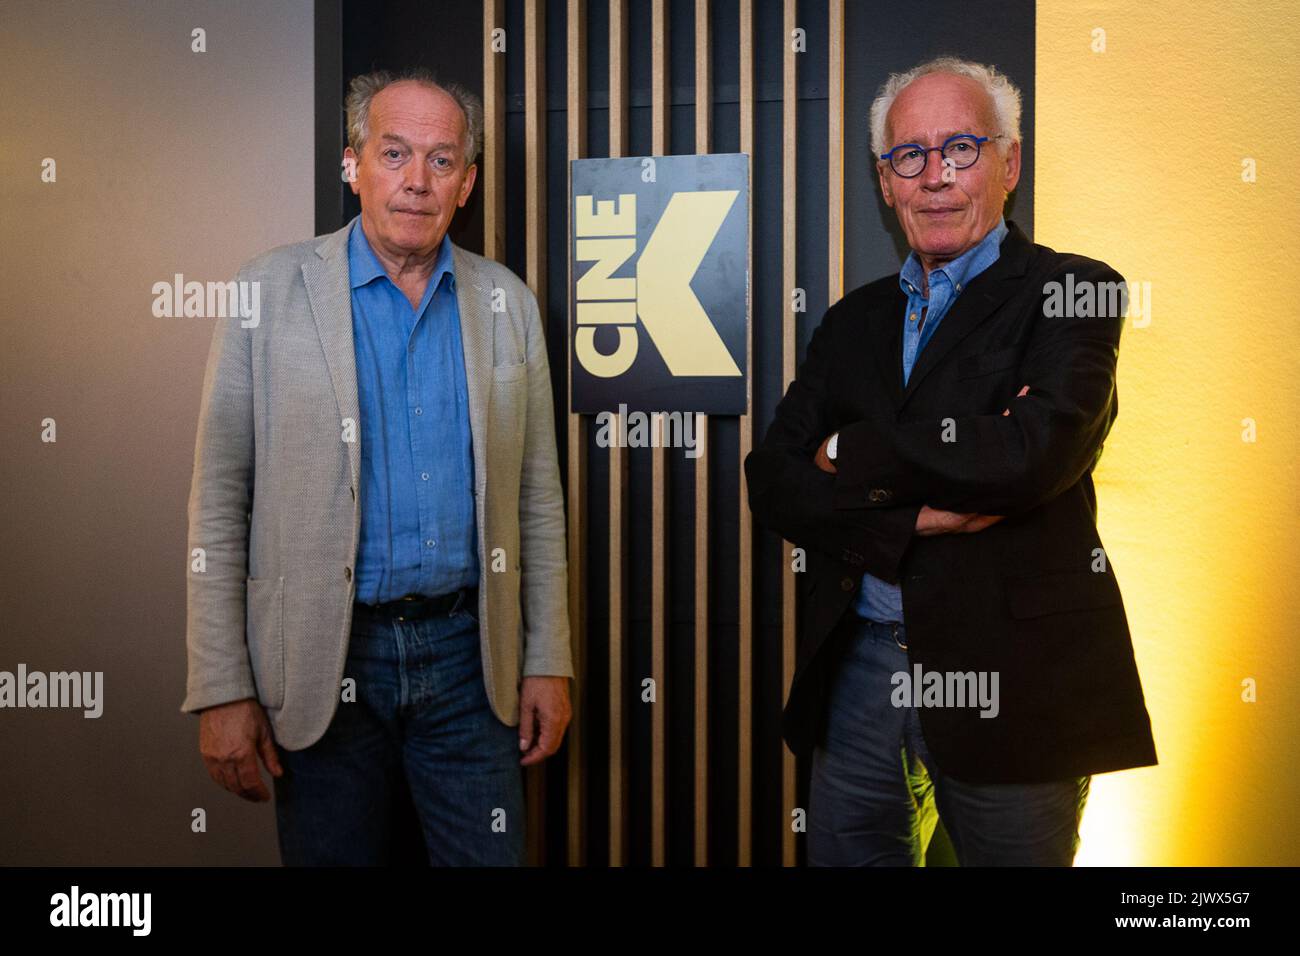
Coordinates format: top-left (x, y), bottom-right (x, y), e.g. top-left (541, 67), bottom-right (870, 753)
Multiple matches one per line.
top-left (566, 0), bottom-right (589, 869)
top-left (652, 1), bottom-right (670, 147)
top-left (781, 0), bottom-right (798, 869)
top-left (649, 0), bottom-right (670, 870)
top-left (829, 0), bottom-right (844, 302)
top-left (483, 0), bottom-right (506, 262)
top-left (607, 0), bottom-right (630, 868)
top-left (694, 0), bottom-right (711, 151)
top-left (650, 417), bottom-right (667, 867)
top-left (736, 0), bottom-right (754, 869)
top-left (692, 0), bottom-right (712, 870)
top-left (525, 0), bottom-right (548, 312)
top-left (523, 0), bottom-right (549, 868)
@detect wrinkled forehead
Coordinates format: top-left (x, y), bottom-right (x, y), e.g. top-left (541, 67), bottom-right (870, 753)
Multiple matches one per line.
top-left (886, 73), bottom-right (997, 146)
top-left (369, 82), bottom-right (466, 146)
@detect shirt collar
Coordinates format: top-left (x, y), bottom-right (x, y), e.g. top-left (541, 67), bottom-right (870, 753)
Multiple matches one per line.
top-left (348, 216), bottom-right (457, 294)
top-left (899, 216), bottom-right (1008, 298)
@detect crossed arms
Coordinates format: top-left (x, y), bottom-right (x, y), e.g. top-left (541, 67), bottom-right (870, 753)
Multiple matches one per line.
top-left (744, 261), bottom-right (1126, 583)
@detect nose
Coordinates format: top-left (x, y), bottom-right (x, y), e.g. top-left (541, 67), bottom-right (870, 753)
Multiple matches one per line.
top-left (403, 161), bottom-right (431, 194)
top-left (918, 148), bottom-right (950, 190)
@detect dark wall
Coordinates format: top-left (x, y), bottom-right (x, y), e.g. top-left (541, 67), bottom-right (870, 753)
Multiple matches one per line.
top-left (318, 0), bottom-right (486, 250)
top-left (323, 0), bottom-right (1034, 866)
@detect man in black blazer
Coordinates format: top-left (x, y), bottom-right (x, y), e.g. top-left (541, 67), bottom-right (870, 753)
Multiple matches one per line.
top-left (745, 57), bottom-right (1156, 866)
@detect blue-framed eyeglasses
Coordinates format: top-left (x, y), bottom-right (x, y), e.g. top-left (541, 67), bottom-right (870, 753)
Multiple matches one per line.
top-left (879, 133), bottom-right (1007, 178)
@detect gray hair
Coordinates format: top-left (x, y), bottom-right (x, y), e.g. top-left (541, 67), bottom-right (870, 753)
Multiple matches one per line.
top-left (345, 68), bottom-right (484, 167)
top-left (869, 56), bottom-right (1022, 160)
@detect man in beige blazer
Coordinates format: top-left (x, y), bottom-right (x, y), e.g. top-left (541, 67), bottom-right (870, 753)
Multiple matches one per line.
top-left (181, 69), bottom-right (572, 865)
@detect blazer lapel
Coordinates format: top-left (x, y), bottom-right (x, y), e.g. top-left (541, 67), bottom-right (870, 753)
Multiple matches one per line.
top-left (302, 219), bottom-right (362, 490)
top-left (450, 243), bottom-right (491, 497)
top-left (871, 282), bottom-right (907, 413)
top-left (898, 220), bottom-right (1033, 408)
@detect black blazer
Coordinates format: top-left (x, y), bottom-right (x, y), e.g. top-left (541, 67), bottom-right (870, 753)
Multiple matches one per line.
top-left (744, 220), bottom-right (1157, 784)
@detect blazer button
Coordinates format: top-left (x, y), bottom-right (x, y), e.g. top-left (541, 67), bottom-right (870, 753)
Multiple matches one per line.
top-left (344, 566), bottom-right (352, 582)
top-left (841, 577), bottom-right (855, 591)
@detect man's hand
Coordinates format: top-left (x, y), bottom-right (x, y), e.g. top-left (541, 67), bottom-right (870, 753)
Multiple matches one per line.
top-left (814, 434), bottom-right (837, 474)
top-left (198, 697), bottom-right (283, 802)
top-left (1003, 384), bottom-right (1030, 414)
top-left (915, 505), bottom-right (1005, 536)
top-left (518, 676), bottom-right (571, 767)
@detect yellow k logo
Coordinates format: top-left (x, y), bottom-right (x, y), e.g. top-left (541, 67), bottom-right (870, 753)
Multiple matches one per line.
top-left (575, 190), bottom-right (742, 378)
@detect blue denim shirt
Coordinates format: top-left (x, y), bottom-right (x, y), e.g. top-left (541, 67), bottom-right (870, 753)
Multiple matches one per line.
top-left (855, 217), bottom-right (1008, 622)
top-left (348, 218), bottom-right (479, 604)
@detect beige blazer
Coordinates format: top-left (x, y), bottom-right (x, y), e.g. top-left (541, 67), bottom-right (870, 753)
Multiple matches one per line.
top-left (181, 217), bottom-right (573, 749)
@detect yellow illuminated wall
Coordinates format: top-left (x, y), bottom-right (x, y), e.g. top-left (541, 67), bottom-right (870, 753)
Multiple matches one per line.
top-left (1036, 0), bottom-right (1300, 865)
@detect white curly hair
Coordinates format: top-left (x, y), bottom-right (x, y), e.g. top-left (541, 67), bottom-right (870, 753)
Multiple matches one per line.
top-left (869, 56), bottom-right (1022, 160)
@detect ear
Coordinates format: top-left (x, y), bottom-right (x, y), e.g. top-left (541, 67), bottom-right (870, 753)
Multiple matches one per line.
top-left (1002, 139), bottom-right (1022, 195)
top-left (343, 146), bottom-right (361, 196)
top-left (877, 160), bottom-right (895, 208)
top-left (457, 162), bottom-right (478, 208)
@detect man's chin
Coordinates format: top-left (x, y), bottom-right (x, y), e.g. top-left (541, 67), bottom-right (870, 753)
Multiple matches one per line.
top-left (907, 224), bottom-right (974, 260)
top-left (387, 219), bottom-right (443, 251)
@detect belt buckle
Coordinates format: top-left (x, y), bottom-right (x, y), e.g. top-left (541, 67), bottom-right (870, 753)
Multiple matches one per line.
top-left (395, 593), bottom-right (422, 622)
top-left (891, 623), bottom-right (907, 650)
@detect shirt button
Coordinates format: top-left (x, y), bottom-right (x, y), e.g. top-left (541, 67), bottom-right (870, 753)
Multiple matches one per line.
top-left (956, 283), bottom-right (962, 291)
top-left (425, 539), bottom-right (435, 548)
top-left (414, 407), bottom-right (423, 415)
top-left (421, 472), bottom-right (429, 481)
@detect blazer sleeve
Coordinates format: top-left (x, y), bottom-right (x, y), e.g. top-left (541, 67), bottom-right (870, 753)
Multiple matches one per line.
top-left (181, 267), bottom-right (258, 714)
top-left (832, 259), bottom-right (1127, 517)
top-left (516, 286), bottom-right (575, 679)
top-left (744, 300), bottom-right (920, 585)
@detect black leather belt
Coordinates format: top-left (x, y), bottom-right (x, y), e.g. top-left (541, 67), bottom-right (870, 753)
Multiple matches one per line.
top-left (354, 586), bottom-right (478, 622)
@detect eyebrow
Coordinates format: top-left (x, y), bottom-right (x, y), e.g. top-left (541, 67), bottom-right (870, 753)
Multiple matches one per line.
top-left (377, 133), bottom-right (461, 154)
top-left (893, 129), bottom-right (980, 145)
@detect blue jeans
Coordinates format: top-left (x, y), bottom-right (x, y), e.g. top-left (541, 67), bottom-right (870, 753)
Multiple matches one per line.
top-left (272, 596), bottom-right (525, 866)
top-left (808, 615), bottom-right (1089, 866)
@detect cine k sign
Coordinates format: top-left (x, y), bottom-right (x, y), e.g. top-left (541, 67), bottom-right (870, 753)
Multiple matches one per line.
top-left (570, 153), bottom-right (749, 415)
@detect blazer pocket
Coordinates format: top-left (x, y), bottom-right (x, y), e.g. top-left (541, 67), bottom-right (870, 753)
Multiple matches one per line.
top-left (492, 362), bottom-right (527, 384)
top-left (1004, 570), bottom-right (1122, 620)
top-left (492, 312), bottom-right (526, 367)
top-left (245, 576), bottom-right (285, 709)
top-left (956, 346), bottom-right (1020, 380)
